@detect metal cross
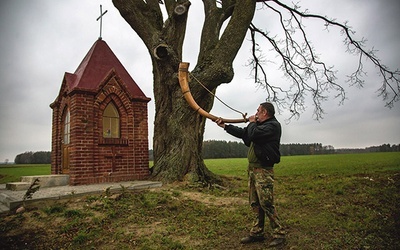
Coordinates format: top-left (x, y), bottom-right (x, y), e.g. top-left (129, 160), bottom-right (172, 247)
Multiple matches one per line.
top-left (96, 5), bottom-right (108, 40)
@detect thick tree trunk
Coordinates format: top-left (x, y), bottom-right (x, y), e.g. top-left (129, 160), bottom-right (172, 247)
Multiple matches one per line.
top-left (151, 59), bottom-right (219, 183)
top-left (113, 0), bottom-right (256, 184)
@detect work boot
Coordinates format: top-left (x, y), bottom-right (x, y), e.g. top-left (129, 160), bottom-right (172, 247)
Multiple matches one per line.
top-left (241, 207), bottom-right (266, 244)
top-left (240, 235), bottom-right (265, 244)
top-left (249, 207), bottom-right (265, 236)
top-left (268, 237), bottom-right (286, 247)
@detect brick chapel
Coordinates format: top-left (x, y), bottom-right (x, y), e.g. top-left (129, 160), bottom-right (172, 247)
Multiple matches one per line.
top-left (50, 38), bottom-right (151, 185)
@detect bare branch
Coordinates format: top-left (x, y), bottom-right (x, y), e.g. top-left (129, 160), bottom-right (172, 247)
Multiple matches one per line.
top-left (250, 0), bottom-right (400, 120)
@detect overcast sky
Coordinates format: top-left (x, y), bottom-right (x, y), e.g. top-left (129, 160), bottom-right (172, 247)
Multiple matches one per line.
top-left (0, 0), bottom-right (399, 162)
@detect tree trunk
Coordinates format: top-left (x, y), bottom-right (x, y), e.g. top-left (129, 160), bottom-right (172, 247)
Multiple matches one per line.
top-left (113, 0), bottom-right (256, 184)
top-left (150, 57), bottom-right (219, 183)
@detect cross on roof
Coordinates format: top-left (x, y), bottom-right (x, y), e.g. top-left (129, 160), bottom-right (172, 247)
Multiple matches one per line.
top-left (96, 5), bottom-right (108, 40)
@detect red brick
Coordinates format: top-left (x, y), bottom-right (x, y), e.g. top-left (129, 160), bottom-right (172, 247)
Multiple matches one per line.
top-left (50, 40), bottom-right (151, 185)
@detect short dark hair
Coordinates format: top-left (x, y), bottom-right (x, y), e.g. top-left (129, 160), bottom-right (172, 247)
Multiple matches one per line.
top-left (260, 102), bottom-right (275, 116)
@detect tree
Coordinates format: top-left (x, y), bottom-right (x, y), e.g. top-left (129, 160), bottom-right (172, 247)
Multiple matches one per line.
top-left (248, 1), bottom-right (399, 120)
top-left (14, 151), bottom-right (51, 164)
top-left (15, 152), bottom-right (33, 164)
top-left (112, 0), bottom-right (399, 184)
top-left (202, 140), bottom-right (248, 158)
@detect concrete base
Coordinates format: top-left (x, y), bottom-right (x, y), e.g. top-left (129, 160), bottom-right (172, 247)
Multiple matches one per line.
top-left (0, 192), bottom-right (15, 210)
top-left (0, 181), bottom-right (163, 213)
top-left (6, 175), bottom-right (70, 191)
top-left (21, 175), bottom-right (70, 188)
top-left (6, 182), bottom-right (31, 191)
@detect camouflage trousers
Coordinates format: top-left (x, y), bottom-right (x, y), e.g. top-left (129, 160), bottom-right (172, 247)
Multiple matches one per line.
top-left (248, 164), bottom-right (285, 239)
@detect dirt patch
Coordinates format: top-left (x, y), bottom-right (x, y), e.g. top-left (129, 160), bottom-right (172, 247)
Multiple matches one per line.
top-left (179, 191), bottom-right (247, 207)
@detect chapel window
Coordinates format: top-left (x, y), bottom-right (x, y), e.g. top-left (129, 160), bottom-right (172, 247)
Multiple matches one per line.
top-left (63, 110), bottom-right (70, 144)
top-left (103, 103), bottom-right (120, 138)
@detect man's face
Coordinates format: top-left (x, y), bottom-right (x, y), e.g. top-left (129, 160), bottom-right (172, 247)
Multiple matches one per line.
top-left (255, 105), bottom-right (268, 122)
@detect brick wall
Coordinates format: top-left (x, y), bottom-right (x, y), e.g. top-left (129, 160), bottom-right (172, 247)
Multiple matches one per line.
top-left (51, 76), bottom-right (150, 185)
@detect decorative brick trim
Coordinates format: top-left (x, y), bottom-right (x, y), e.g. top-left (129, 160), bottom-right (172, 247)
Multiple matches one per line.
top-left (98, 138), bottom-right (129, 145)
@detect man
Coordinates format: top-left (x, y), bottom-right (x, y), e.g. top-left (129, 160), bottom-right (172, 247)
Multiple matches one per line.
top-left (215, 102), bottom-right (285, 247)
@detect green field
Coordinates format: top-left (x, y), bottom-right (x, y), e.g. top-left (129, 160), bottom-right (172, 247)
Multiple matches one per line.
top-left (1, 152), bottom-right (399, 183)
top-left (0, 164), bottom-right (50, 184)
top-left (1, 152), bottom-right (399, 249)
top-left (208, 152), bottom-right (400, 177)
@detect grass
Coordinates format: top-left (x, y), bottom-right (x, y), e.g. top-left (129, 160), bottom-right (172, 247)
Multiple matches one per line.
top-left (207, 152), bottom-right (400, 177)
top-left (0, 152), bottom-right (399, 249)
top-left (0, 164), bottom-right (50, 183)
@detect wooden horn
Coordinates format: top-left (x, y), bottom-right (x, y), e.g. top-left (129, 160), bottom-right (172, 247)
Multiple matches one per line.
top-left (178, 62), bottom-right (248, 123)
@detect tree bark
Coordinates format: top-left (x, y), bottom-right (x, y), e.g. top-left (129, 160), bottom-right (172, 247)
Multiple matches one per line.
top-left (113, 0), bottom-right (256, 183)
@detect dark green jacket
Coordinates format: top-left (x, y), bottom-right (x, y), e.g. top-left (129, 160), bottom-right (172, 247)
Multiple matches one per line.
top-left (224, 117), bottom-right (281, 167)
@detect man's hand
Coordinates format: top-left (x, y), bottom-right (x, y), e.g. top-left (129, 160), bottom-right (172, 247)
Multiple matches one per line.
top-left (215, 118), bottom-right (225, 128)
top-left (248, 115), bottom-right (258, 123)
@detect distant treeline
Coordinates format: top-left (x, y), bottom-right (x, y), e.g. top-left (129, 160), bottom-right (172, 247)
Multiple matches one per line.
top-left (148, 141), bottom-right (399, 160)
top-left (201, 141), bottom-right (338, 158)
top-left (14, 151), bottom-right (51, 164)
top-left (200, 141), bottom-right (400, 159)
top-left (202, 140), bottom-right (248, 159)
top-left (336, 144), bottom-right (400, 154)
top-left (12, 143), bottom-right (400, 163)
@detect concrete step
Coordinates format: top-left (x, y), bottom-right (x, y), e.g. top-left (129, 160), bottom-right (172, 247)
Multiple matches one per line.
top-left (0, 192), bottom-right (15, 210)
top-left (0, 203), bottom-right (9, 214)
top-left (5, 182), bottom-right (31, 191)
top-left (5, 175), bottom-right (70, 191)
top-left (20, 175), bottom-right (69, 188)
top-left (0, 180), bottom-right (163, 213)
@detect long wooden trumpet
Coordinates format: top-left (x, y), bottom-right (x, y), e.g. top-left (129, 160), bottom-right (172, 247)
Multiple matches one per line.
top-left (178, 62), bottom-right (248, 123)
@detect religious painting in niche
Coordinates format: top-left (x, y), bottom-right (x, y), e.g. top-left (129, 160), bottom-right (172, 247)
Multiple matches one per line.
top-left (103, 102), bottom-right (120, 138)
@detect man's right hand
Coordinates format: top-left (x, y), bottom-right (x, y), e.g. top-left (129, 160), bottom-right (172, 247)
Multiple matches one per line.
top-left (215, 118), bottom-right (225, 128)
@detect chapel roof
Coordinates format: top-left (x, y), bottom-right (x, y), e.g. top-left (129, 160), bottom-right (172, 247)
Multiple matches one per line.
top-left (64, 39), bottom-right (148, 99)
